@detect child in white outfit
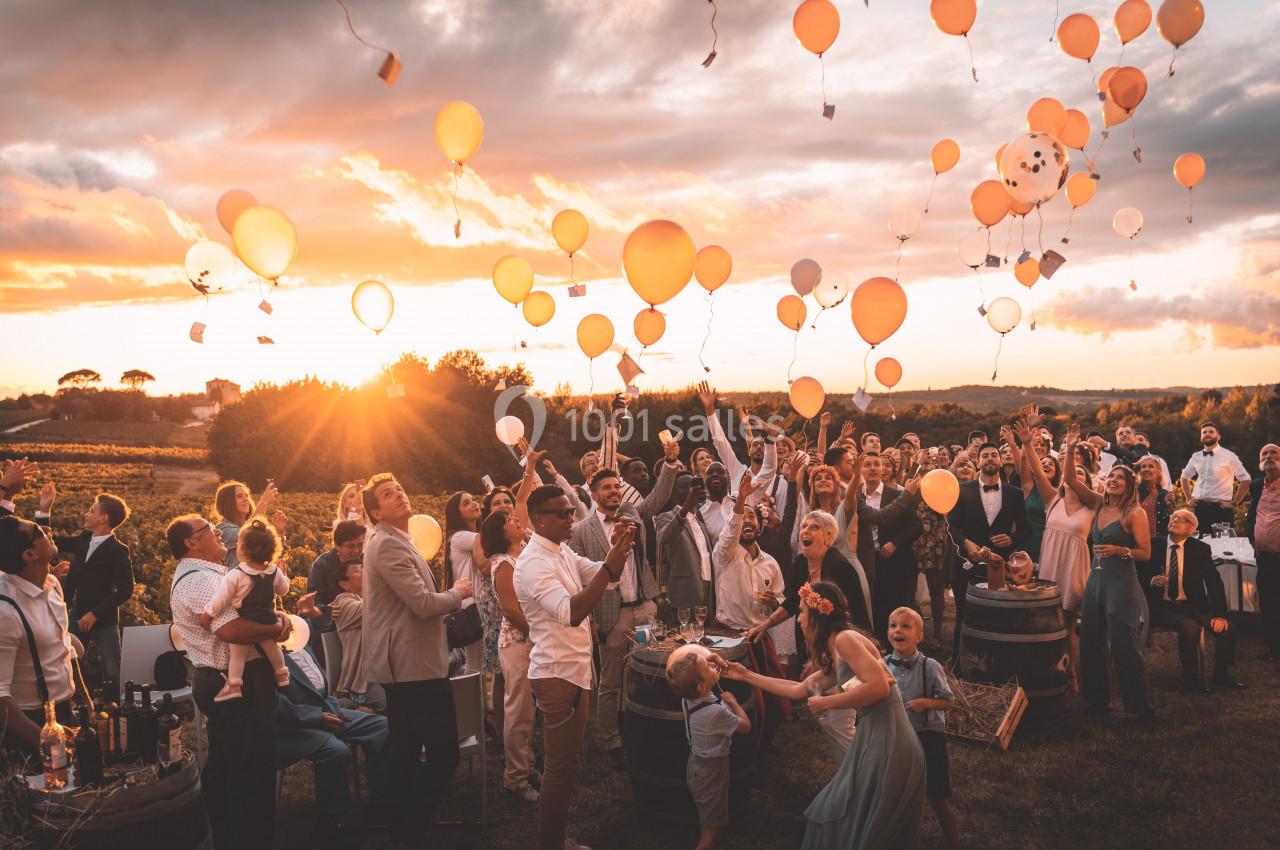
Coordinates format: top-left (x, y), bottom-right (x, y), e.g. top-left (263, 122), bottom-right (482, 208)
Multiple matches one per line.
top-left (201, 517), bottom-right (290, 701)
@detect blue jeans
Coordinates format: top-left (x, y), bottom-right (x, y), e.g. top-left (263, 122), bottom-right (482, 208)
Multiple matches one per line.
top-left (74, 619), bottom-right (121, 690)
top-left (276, 708), bottom-right (391, 817)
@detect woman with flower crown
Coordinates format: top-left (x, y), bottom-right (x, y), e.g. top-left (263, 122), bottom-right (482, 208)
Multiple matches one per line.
top-left (725, 581), bottom-right (925, 849)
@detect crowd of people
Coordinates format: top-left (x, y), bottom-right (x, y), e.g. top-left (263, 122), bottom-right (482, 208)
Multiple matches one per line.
top-left (1, 396), bottom-right (1276, 850)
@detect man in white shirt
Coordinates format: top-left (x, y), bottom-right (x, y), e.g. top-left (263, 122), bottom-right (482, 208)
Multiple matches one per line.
top-left (1179, 421), bottom-right (1251, 532)
top-left (516, 485), bottom-right (634, 850)
top-left (167, 512), bottom-right (292, 850)
top-left (697, 462), bottom-right (735, 542)
top-left (699, 386), bottom-right (780, 508)
top-left (712, 475), bottom-right (784, 631)
top-left (0, 514), bottom-right (75, 757)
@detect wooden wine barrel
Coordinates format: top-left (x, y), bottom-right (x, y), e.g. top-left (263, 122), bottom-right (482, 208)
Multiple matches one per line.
top-left (624, 640), bottom-right (760, 823)
top-left (959, 581), bottom-right (1069, 724)
top-left (30, 757), bottom-right (212, 850)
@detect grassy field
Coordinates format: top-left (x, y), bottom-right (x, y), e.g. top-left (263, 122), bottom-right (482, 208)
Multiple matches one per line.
top-left (0, 419), bottom-right (210, 448)
top-left (271, 616), bottom-right (1280, 850)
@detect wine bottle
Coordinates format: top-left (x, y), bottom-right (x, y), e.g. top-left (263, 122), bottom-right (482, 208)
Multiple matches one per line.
top-left (136, 684), bottom-right (159, 764)
top-left (655, 587), bottom-right (675, 630)
top-left (74, 705), bottom-right (104, 786)
top-left (95, 694), bottom-right (114, 765)
top-left (105, 692), bottom-right (121, 763)
top-left (119, 681), bottom-right (137, 760)
top-left (156, 693), bottom-right (183, 770)
top-left (40, 701), bottom-right (69, 790)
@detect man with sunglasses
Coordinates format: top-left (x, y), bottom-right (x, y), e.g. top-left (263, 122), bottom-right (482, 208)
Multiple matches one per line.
top-left (516, 485), bottom-right (636, 850)
top-left (1, 515), bottom-right (76, 758)
top-left (168, 512), bottom-right (294, 850)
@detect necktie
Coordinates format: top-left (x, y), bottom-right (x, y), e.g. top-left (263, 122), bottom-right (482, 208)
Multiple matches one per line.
top-left (1166, 543), bottom-right (1181, 602)
top-left (982, 484), bottom-right (1000, 492)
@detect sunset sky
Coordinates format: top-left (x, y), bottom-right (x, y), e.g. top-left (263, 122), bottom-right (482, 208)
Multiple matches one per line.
top-left (2, 0), bottom-right (1277, 400)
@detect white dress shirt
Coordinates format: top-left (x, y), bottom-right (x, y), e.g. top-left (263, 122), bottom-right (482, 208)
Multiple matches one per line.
top-left (170, 558), bottom-right (259, 671)
top-left (864, 482), bottom-right (885, 546)
top-left (514, 533), bottom-right (602, 691)
top-left (685, 511), bottom-right (714, 581)
top-left (707, 414), bottom-right (778, 506)
top-left (449, 530), bottom-right (478, 589)
top-left (699, 497), bottom-right (734, 543)
top-left (1163, 540), bottom-right (1187, 603)
top-left (1181, 446), bottom-right (1250, 502)
top-left (712, 512), bottom-right (785, 631)
top-left (979, 480), bottom-right (1003, 526)
top-left (596, 510), bottom-right (638, 602)
top-left (289, 647), bottom-right (326, 691)
top-left (84, 532), bottom-right (113, 562)
top-left (0, 572), bottom-right (75, 709)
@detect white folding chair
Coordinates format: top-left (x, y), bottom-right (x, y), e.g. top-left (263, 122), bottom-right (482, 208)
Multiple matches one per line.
top-left (119, 624), bottom-right (204, 767)
top-left (451, 671), bottom-right (487, 830)
top-left (320, 630), bottom-right (343, 697)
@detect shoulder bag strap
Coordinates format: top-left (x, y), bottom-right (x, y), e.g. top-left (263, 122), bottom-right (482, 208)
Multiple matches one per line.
top-left (0, 594), bottom-right (50, 704)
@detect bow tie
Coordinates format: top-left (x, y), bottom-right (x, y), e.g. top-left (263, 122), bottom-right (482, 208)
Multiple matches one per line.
top-left (1202, 450), bottom-right (1214, 456)
top-left (887, 655), bottom-right (918, 669)
top-left (982, 484), bottom-right (1000, 492)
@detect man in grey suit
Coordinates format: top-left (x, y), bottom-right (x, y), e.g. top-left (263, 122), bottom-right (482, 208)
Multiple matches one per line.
top-left (361, 473), bottom-right (474, 849)
top-left (570, 439), bottom-right (678, 766)
top-left (655, 472), bottom-right (712, 610)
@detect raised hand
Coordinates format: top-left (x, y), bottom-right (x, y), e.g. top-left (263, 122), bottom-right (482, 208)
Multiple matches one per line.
top-left (737, 471), bottom-right (758, 502)
top-left (1012, 417), bottom-right (1034, 443)
top-left (1019, 403), bottom-right (1043, 427)
top-left (790, 451), bottom-right (811, 484)
top-left (1064, 422), bottom-right (1081, 449)
top-left (999, 424), bottom-right (1015, 446)
top-left (697, 380), bottom-right (717, 415)
top-left (271, 510), bottom-right (288, 536)
top-left (541, 458), bottom-right (559, 479)
top-left (839, 420), bottom-right (855, 442)
top-left (38, 481), bottom-right (56, 513)
top-left (819, 411), bottom-right (831, 427)
top-left (0, 457), bottom-right (39, 497)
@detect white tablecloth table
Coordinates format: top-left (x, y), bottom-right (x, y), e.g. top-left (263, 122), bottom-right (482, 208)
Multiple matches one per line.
top-left (1204, 536), bottom-right (1257, 614)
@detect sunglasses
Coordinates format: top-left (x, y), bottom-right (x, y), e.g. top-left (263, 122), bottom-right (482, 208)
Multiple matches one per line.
top-left (534, 507), bottom-right (576, 519)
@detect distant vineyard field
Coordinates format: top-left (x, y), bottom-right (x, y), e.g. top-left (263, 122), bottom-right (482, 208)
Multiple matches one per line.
top-left (1, 419), bottom-right (210, 448)
top-left (0, 441), bottom-right (210, 467)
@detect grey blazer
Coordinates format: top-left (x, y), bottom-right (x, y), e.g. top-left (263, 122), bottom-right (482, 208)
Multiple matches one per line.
top-left (362, 523), bottom-right (461, 684)
top-left (654, 507), bottom-right (711, 609)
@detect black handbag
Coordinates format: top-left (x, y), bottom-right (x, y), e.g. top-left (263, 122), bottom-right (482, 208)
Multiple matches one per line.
top-left (445, 603), bottom-right (483, 649)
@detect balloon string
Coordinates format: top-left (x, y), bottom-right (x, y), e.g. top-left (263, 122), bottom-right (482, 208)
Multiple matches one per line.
top-left (1020, 215), bottom-right (1028, 254)
top-left (1002, 217), bottom-right (1013, 264)
top-left (861, 346), bottom-right (871, 390)
top-left (819, 55), bottom-right (833, 117)
top-left (1118, 43), bottom-right (1126, 65)
top-left (992, 333), bottom-right (1004, 382)
top-left (698, 292), bottom-right (715, 373)
top-left (334, 0), bottom-right (393, 54)
top-left (452, 163), bottom-right (462, 239)
top-left (702, 0), bottom-right (719, 67)
top-left (1167, 47), bottom-right (1178, 78)
top-left (1030, 289), bottom-right (1037, 332)
top-left (1128, 239), bottom-right (1137, 290)
top-left (1035, 205), bottom-right (1045, 256)
top-left (894, 239), bottom-right (905, 281)
top-left (1130, 120), bottom-right (1142, 163)
top-left (1050, 0), bottom-right (1060, 42)
top-left (1186, 188), bottom-right (1194, 224)
top-left (1062, 206), bottom-right (1075, 243)
top-left (965, 35), bottom-right (978, 83)
top-left (787, 332), bottom-right (800, 384)
top-left (587, 359), bottom-right (595, 400)
top-left (799, 418), bottom-right (811, 454)
top-left (924, 173), bottom-right (937, 215)
top-left (569, 252), bottom-right (576, 285)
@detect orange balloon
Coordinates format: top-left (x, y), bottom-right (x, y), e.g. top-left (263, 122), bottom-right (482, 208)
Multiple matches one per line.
top-left (850, 277), bottom-right (908, 346)
top-left (1097, 66), bottom-right (1119, 97)
top-left (1065, 171), bottom-right (1097, 208)
top-left (1173, 153), bottom-right (1205, 189)
top-left (1102, 95), bottom-right (1133, 128)
top-left (521, 290), bottom-right (555, 327)
top-left (994, 143), bottom-right (1007, 176)
top-left (622, 220), bottom-right (696, 306)
top-left (1114, 0), bottom-right (1152, 44)
top-left (1014, 257), bottom-right (1040, 288)
top-left (695, 245), bottom-right (733, 292)
top-left (874, 357), bottom-right (903, 389)
top-left (551, 209), bottom-right (588, 255)
top-left (633, 308), bottom-right (666, 347)
top-left (776, 294), bottom-right (807, 332)
top-left (930, 0), bottom-right (977, 36)
top-left (1008, 197), bottom-right (1033, 217)
top-left (1057, 13), bottom-right (1101, 61)
top-left (793, 0), bottom-right (840, 55)
top-left (576, 314), bottom-right (614, 359)
top-left (216, 189), bottom-right (257, 235)
top-left (1026, 98), bottom-right (1067, 138)
top-left (1060, 109), bottom-right (1091, 150)
top-left (1156, 0), bottom-right (1204, 48)
top-left (789, 376), bottom-right (826, 419)
top-left (970, 180), bottom-right (1011, 227)
top-left (931, 139), bottom-right (961, 174)
top-left (1107, 66), bottom-right (1148, 111)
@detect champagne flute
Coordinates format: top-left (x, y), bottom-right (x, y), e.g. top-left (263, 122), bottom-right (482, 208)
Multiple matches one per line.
top-left (678, 608), bottom-right (691, 641)
top-left (694, 605), bottom-right (708, 640)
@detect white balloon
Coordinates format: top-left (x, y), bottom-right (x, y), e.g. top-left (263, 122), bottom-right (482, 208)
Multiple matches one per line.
top-left (986, 297), bottom-right (1022, 334)
top-left (184, 241), bottom-right (237, 292)
top-left (813, 269), bottom-right (850, 308)
top-left (1113, 207), bottom-right (1144, 239)
top-left (998, 132), bottom-right (1069, 206)
top-left (790, 258), bottom-right (822, 297)
top-left (494, 415), bottom-right (525, 446)
top-left (957, 231), bottom-right (989, 268)
top-left (889, 206), bottom-right (922, 241)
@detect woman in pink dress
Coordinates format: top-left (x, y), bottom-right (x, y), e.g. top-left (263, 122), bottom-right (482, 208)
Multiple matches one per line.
top-left (1014, 417), bottom-right (1095, 692)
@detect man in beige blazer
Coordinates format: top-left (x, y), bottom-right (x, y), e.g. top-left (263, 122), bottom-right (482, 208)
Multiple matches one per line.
top-left (362, 473), bottom-right (473, 850)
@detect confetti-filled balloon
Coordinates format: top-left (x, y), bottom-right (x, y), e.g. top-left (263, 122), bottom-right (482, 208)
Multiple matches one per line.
top-left (998, 132), bottom-right (1070, 207)
top-left (813, 269), bottom-right (850, 309)
top-left (1113, 207), bottom-right (1144, 238)
top-left (184, 241), bottom-right (237, 293)
top-left (986, 297), bottom-right (1022, 334)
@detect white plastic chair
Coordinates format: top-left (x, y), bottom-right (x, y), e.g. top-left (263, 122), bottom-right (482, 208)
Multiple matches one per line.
top-left (119, 624), bottom-right (204, 766)
top-left (452, 671), bottom-right (487, 830)
top-left (321, 630), bottom-right (343, 697)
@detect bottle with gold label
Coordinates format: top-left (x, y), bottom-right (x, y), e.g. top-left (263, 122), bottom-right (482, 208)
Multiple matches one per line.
top-left (40, 700), bottom-right (69, 790)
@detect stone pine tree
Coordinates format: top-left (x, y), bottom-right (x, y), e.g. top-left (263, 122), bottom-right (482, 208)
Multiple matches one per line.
top-left (56, 369), bottom-right (101, 390)
top-left (120, 369), bottom-right (156, 392)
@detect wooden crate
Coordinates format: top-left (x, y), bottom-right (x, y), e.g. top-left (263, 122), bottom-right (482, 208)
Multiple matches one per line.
top-left (944, 678), bottom-right (1028, 751)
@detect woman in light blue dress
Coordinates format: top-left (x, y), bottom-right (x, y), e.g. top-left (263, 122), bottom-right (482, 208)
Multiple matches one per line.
top-left (726, 581), bottom-right (925, 849)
